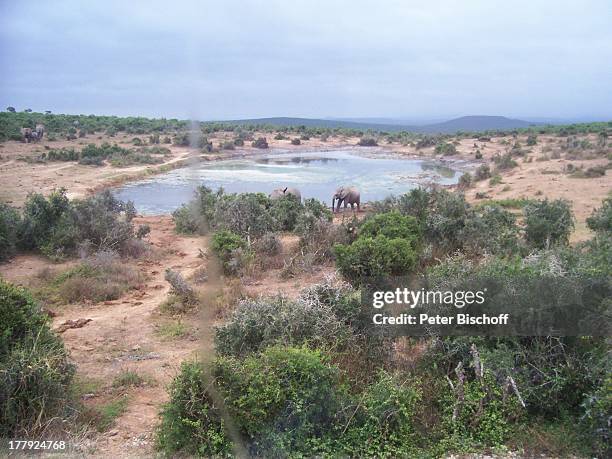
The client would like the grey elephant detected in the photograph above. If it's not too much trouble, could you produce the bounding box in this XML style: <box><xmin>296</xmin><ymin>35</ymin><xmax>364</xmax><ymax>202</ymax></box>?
<box><xmin>35</xmin><ymin>124</ymin><xmax>45</xmax><ymax>140</ymax></box>
<box><xmin>270</xmin><ymin>187</ymin><xmax>302</xmax><ymax>203</ymax></box>
<box><xmin>332</xmin><ymin>186</ymin><xmax>360</xmax><ymax>212</ymax></box>
<box><xmin>20</xmin><ymin>127</ymin><xmax>33</xmax><ymax>143</ymax></box>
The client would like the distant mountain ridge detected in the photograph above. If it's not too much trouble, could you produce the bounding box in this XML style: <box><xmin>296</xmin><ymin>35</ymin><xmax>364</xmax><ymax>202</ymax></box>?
<box><xmin>219</xmin><ymin>115</ymin><xmax>540</xmax><ymax>134</ymax></box>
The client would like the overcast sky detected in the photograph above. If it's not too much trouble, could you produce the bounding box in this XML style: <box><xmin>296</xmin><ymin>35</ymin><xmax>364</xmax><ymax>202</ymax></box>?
<box><xmin>1</xmin><ymin>0</ymin><xmax>611</xmax><ymax>121</ymax></box>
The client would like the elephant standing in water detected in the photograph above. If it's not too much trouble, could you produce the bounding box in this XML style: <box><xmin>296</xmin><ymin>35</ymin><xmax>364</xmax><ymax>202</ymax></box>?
<box><xmin>332</xmin><ymin>186</ymin><xmax>360</xmax><ymax>212</ymax></box>
<box><xmin>270</xmin><ymin>187</ymin><xmax>302</xmax><ymax>203</ymax></box>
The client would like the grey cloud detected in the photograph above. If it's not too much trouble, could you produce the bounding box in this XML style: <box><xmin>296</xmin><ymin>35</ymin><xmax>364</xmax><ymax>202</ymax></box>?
<box><xmin>1</xmin><ymin>0</ymin><xmax>611</xmax><ymax>120</ymax></box>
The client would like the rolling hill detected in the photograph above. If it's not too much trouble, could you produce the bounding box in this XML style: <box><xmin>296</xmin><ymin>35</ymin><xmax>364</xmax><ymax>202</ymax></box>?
<box><xmin>217</xmin><ymin>115</ymin><xmax>540</xmax><ymax>134</ymax></box>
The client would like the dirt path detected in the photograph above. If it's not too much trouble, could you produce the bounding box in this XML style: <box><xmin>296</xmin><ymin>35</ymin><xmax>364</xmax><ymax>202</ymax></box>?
<box><xmin>52</xmin><ymin>216</ymin><xmax>209</xmax><ymax>457</ymax></box>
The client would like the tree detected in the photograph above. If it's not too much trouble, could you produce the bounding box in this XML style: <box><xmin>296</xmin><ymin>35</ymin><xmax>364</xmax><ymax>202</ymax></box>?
<box><xmin>6</xmin><ymin>106</ymin><xmax>15</xmax><ymax>113</ymax></box>
<box><xmin>524</xmin><ymin>199</ymin><xmax>574</xmax><ymax>248</ymax></box>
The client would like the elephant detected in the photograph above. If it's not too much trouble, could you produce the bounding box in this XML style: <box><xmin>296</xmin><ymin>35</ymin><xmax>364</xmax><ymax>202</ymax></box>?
<box><xmin>332</xmin><ymin>186</ymin><xmax>360</xmax><ymax>213</ymax></box>
<box><xmin>20</xmin><ymin>127</ymin><xmax>33</xmax><ymax>143</ymax></box>
<box><xmin>35</xmin><ymin>124</ymin><xmax>45</xmax><ymax>140</ymax></box>
<box><xmin>270</xmin><ymin>187</ymin><xmax>302</xmax><ymax>203</ymax></box>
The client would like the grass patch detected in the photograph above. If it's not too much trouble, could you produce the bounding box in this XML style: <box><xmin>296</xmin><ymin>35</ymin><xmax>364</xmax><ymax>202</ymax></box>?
<box><xmin>52</xmin><ymin>252</ymin><xmax>142</xmax><ymax>304</ymax></box>
<box><xmin>155</xmin><ymin>320</ymin><xmax>188</xmax><ymax>340</ymax></box>
<box><xmin>112</xmin><ymin>370</ymin><xmax>146</xmax><ymax>388</ymax></box>
<box><xmin>94</xmin><ymin>395</ymin><xmax>130</xmax><ymax>432</ymax></box>
<box><xmin>489</xmin><ymin>174</ymin><xmax>503</xmax><ymax>186</ymax></box>
<box><xmin>73</xmin><ymin>375</ymin><xmax>104</xmax><ymax>397</ymax></box>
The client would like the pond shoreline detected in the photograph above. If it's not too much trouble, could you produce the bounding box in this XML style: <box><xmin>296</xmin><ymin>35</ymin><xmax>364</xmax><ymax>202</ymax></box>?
<box><xmin>113</xmin><ymin>147</ymin><xmax>469</xmax><ymax>216</ymax></box>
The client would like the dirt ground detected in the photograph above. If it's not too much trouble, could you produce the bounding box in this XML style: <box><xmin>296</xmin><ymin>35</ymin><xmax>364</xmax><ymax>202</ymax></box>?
<box><xmin>0</xmin><ymin>129</ymin><xmax>610</xmax><ymax>455</ymax></box>
<box><xmin>0</xmin><ymin>216</ymin><xmax>333</xmax><ymax>457</ymax></box>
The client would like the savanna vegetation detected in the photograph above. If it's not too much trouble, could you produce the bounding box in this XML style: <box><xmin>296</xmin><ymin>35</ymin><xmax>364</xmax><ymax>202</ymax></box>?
<box><xmin>155</xmin><ymin>185</ymin><xmax>611</xmax><ymax>458</ymax></box>
<box><xmin>1</xmin><ymin>109</ymin><xmax>611</xmax><ymax>457</ymax></box>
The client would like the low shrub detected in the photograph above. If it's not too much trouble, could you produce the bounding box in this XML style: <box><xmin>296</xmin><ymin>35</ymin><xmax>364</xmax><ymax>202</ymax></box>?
<box><xmin>55</xmin><ymin>251</ymin><xmax>142</xmax><ymax>303</ymax></box>
<box><xmin>215</xmin><ymin>296</ymin><xmax>352</xmax><ymax>357</ymax></box>
<box><xmin>489</xmin><ymin>174</ymin><xmax>503</xmax><ymax>185</ymax></box>
<box><xmin>586</xmin><ymin>197</ymin><xmax>612</xmax><ymax>234</ymax></box>
<box><xmin>251</xmin><ymin>137</ymin><xmax>268</xmax><ymax>149</ymax></box>
<box><xmin>254</xmin><ymin>232</ymin><xmax>281</xmax><ymax>256</ymax></box>
<box><xmin>458</xmin><ymin>172</ymin><xmax>472</xmax><ymax>189</ymax></box>
<box><xmin>291</xmin><ymin>137</ymin><xmax>301</xmax><ymax>145</ymax></box>
<box><xmin>435</xmin><ymin>142</ymin><xmax>457</xmax><ymax>156</ymax></box>
<box><xmin>334</xmin><ymin>235</ymin><xmax>418</xmax><ymax>285</ymax></box>
<box><xmin>0</xmin><ymin>203</ymin><xmax>21</xmax><ymax>260</ymax></box>
<box><xmin>474</xmin><ymin>164</ymin><xmax>491</xmax><ymax>181</ymax></box>
<box><xmin>357</xmin><ymin>138</ymin><xmax>378</xmax><ymax>147</ymax></box>
<box><xmin>461</xmin><ymin>205</ymin><xmax>520</xmax><ymax>256</ymax></box>
<box><xmin>269</xmin><ymin>194</ymin><xmax>302</xmax><ymax>231</ymax></box>
<box><xmin>0</xmin><ymin>280</ymin><xmax>75</xmax><ymax>437</ymax></box>
<box><xmin>524</xmin><ymin>199</ymin><xmax>574</xmax><ymax>248</ymax></box>
<box><xmin>492</xmin><ymin>152</ymin><xmax>518</xmax><ymax>170</ymax></box>
<box><xmin>359</xmin><ymin>211</ymin><xmax>421</xmax><ymax>243</ymax></box>
<box><xmin>156</xmin><ymin>361</ymin><xmax>232</xmax><ymax>457</ymax></box>
<box><xmin>164</xmin><ymin>268</ymin><xmax>197</xmax><ymax>306</ymax></box>
<box><xmin>13</xmin><ymin>189</ymin><xmax>139</xmax><ymax>260</ymax></box>
<box><xmin>211</xmin><ymin>230</ymin><xmax>251</xmax><ymax>275</ymax></box>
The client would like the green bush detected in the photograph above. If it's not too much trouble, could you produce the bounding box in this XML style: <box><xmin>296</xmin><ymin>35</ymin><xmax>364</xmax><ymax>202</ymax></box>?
<box><xmin>341</xmin><ymin>371</ymin><xmax>422</xmax><ymax>457</ymax></box>
<box><xmin>474</xmin><ymin>164</ymin><xmax>491</xmax><ymax>181</ymax></box>
<box><xmin>14</xmin><ymin>189</ymin><xmax>138</xmax><ymax>259</ymax></box>
<box><xmin>435</xmin><ymin>142</ymin><xmax>457</xmax><ymax>156</ymax></box>
<box><xmin>370</xmin><ymin>189</ymin><xmax>432</xmax><ymax>224</ymax></box>
<box><xmin>0</xmin><ymin>203</ymin><xmax>21</xmax><ymax>261</ymax></box>
<box><xmin>360</xmin><ymin>211</ymin><xmax>421</xmax><ymax>243</ymax></box>
<box><xmin>458</xmin><ymin>172</ymin><xmax>472</xmax><ymax>189</ymax></box>
<box><xmin>334</xmin><ymin>205</ymin><xmax>422</xmax><ymax>286</ymax></box>
<box><xmin>215</xmin><ymin>346</ymin><xmax>345</xmax><ymax>456</ymax></box>
<box><xmin>425</xmin><ymin>190</ymin><xmax>471</xmax><ymax>252</ymax></box>
<box><xmin>215</xmin><ymin>193</ymin><xmax>276</xmax><ymax>238</ymax></box>
<box><xmin>492</xmin><ymin>152</ymin><xmax>518</xmax><ymax>170</ymax></box>
<box><xmin>426</xmin><ymin>251</ymin><xmax>609</xmax><ymax>419</ymax></box>
<box><xmin>0</xmin><ymin>280</ymin><xmax>75</xmax><ymax>436</ymax></box>
<box><xmin>158</xmin><ymin>347</ymin><xmax>347</xmax><ymax>457</ymax></box>
<box><xmin>440</xmin><ymin>370</ymin><xmax>522</xmax><ymax>448</ymax></box>
<box><xmin>334</xmin><ymin>235</ymin><xmax>418</xmax><ymax>285</ymax></box>
<box><xmin>215</xmin><ymin>296</ymin><xmax>352</xmax><ymax>357</ymax></box>
<box><xmin>18</xmin><ymin>189</ymin><xmax>72</xmax><ymax>252</ymax></box>
<box><xmin>156</xmin><ymin>360</ymin><xmax>232</xmax><ymax>457</ymax></box>
<box><xmin>461</xmin><ymin>205</ymin><xmax>520</xmax><ymax>256</ymax></box>
<box><xmin>46</xmin><ymin>147</ymin><xmax>80</xmax><ymax>161</ymax></box>
<box><xmin>586</xmin><ymin>197</ymin><xmax>612</xmax><ymax>234</ymax></box>
<box><xmin>524</xmin><ymin>199</ymin><xmax>574</xmax><ymax>248</ymax></box>
<box><xmin>294</xmin><ymin>199</ymin><xmax>332</xmax><ymax>238</ymax></box>
<box><xmin>211</xmin><ymin>230</ymin><xmax>250</xmax><ymax>275</ymax></box>
<box><xmin>269</xmin><ymin>194</ymin><xmax>302</xmax><ymax>231</ymax></box>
